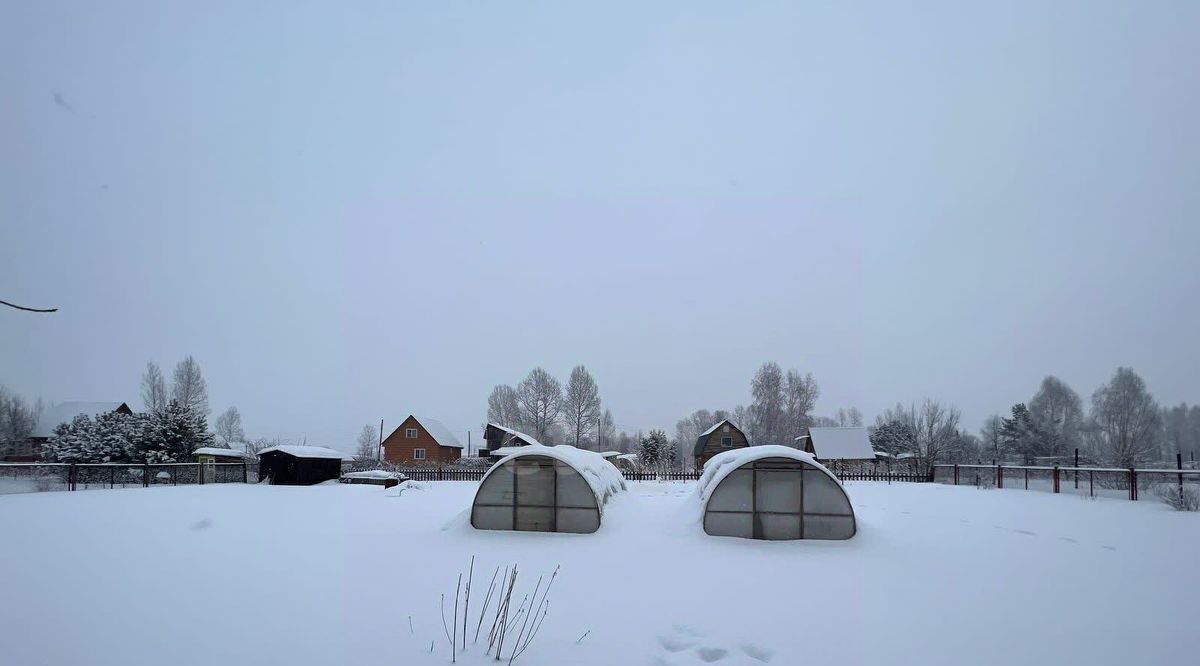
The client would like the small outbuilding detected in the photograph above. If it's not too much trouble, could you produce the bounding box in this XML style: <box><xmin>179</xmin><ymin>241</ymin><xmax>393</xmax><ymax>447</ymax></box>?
<box><xmin>258</xmin><ymin>445</ymin><xmax>349</xmax><ymax>485</ymax></box>
<box><xmin>193</xmin><ymin>447</ymin><xmax>246</xmax><ymax>463</ymax></box>
<box><xmin>693</xmin><ymin>419</ymin><xmax>749</xmax><ymax>468</ymax></box>
<box><xmin>481</xmin><ymin>423</ymin><xmax>543</xmax><ymax>459</ymax></box>
<box><xmin>471</xmin><ymin>445</ymin><xmax>625</xmax><ymax>534</ymax></box>
<box><xmin>695</xmin><ymin>445</ymin><xmax>856</xmax><ymax>541</ymax></box>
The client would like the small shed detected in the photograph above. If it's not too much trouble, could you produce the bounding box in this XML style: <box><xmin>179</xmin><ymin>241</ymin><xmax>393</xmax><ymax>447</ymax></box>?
<box><xmin>471</xmin><ymin>445</ymin><xmax>626</xmax><ymax>534</ymax></box>
<box><xmin>258</xmin><ymin>445</ymin><xmax>348</xmax><ymax>485</ymax></box>
<box><xmin>796</xmin><ymin>427</ymin><xmax>876</xmax><ymax>462</ymax></box>
<box><xmin>482</xmin><ymin>423</ymin><xmax>543</xmax><ymax>459</ymax></box>
<box><xmin>695</xmin><ymin>445</ymin><xmax>856</xmax><ymax>541</ymax></box>
<box><xmin>193</xmin><ymin>447</ymin><xmax>246</xmax><ymax>463</ymax></box>
<box><xmin>693</xmin><ymin>419</ymin><xmax>749</xmax><ymax>468</ymax></box>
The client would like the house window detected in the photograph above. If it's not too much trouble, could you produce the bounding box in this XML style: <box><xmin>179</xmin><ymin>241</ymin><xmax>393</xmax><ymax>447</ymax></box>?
<box><xmin>406</xmin><ymin>428</ymin><xmax>418</xmax><ymax>439</ymax></box>
<box><xmin>721</xmin><ymin>436</ymin><xmax>733</xmax><ymax>447</ymax></box>
<box><xmin>414</xmin><ymin>448</ymin><xmax>426</xmax><ymax>460</ymax></box>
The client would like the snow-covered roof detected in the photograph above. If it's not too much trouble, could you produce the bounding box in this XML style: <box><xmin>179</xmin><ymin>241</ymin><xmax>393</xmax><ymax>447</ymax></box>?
<box><xmin>193</xmin><ymin>447</ymin><xmax>246</xmax><ymax>458</ymax></box>
<box><xmin>698</xmin><ymin>419</ymin><xmax>733</xmax><ymax>438</ymax></box>
<box><xmin>342</xmin><ymin>470</ymin><xmax>407</xmax><ymax>480</ymax></box>
<box><xmin>694</xmin><ymin>419</ymin><xmax>745</xmax><ymax>456</ymax></box>
<box><xmin>487</xmin><ymin>446</ymin><xmax>528</xmax><ymax>457</ymax></box>
<box><xmin>598</xmin><ymin>451</ymin><xmax>621</xmax><ymax>459</ymax></box>
<box><xmin>407</xmin><ymin>415</ymin><xmax>462</xmax><ymax>448</ymax></box>
<box><xmin>486</xmin><ymin>423</ymin><xmax>544</xmax><ymax>448</ymax></box>
<box><xmin>804</xmin><ymin>427</ymin><xmax>876</xmax><ymax>460</ymax></box>
<box><xmin>258</xmin><ymin>445</ymin><xmax>351</xmax><ymax>460</ymax></box>
<box><xmin>694</xmin><ymin>445</ymin><xmax>845</xmax><ymax>508</ymax></box>
<box><xmin>481</xmin><ymin>444</ymin><xmax>626</xmax><ymax>508</ymax></box>
<box><xmin>32</xmin><ymin>401</ymin><xmax>129</xmax><ymax>438</ymax></box>
<box><xmin>615</xmin><ymin>453</ymin><xmax>640</xmax><ymax>461</ymax></box>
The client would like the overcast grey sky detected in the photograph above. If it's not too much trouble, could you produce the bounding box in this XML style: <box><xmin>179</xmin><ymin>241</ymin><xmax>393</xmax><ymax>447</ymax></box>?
<box><xmin>3</xmin><ymin>1</ymin><xmax>1198</xmax><ymax>447</ymax></box>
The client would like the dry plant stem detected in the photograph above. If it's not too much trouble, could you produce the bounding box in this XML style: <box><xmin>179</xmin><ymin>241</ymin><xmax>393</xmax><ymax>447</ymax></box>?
<box><xmin>452</xmin><ymin>573</ymin><xmax>461</xmax><ymax>663</ymax></box>
<box><xmin>462</xmin><ymin>555</ymin><xmax>474</xmax><ymax>651</ymax></box>
<box><xmin>475</xmin><ymin>566</ymin><xmax>500</xmax><ymax>644</ymax></box>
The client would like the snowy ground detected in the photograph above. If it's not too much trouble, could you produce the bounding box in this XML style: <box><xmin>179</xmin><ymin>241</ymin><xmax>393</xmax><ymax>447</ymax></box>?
<box><xmin>0</xmin><ymin>480</ymin><xmax>1196</xmax><ymax>666</ymax></box>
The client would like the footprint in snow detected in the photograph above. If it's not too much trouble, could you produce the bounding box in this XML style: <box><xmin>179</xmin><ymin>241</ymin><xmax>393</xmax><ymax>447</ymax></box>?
<box><xmin>1058</xmin><ymin>536</ymin><xmax>1078</xmax><ymax>544</ymax></box>
<box><xmin>1014</xmin><ymin>529</ymin><xmax>1037</xmax><ymax>537</ymax></box>
<box><xmin>1101</xmin><ymin>545</ymin><xmax>1117</xmax><ymax>551</ymax></box>
<box><xmin>652</xmin><ymin>625</ymin><xmax>773</xmax><ymax>664</ymax></box>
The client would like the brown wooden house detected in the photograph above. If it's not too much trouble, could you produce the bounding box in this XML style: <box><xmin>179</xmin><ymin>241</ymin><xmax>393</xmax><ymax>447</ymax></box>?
<box><xmin>693</xmin><ymin>419</ymin><xmax>749</xmax><ymax>469</ymax></box>
<box><xmin>381</xmin><ymin>415</ymin><xmax>463</xmax><ymax>464</ymax></box>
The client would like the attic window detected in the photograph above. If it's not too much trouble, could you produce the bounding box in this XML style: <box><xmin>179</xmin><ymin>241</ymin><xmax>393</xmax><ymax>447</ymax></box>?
<box><xmin>722</xmin><ymin>424</ymin><xmax>730</xmax><ymax>433</ymax></box>
<box><xmin>721</xmin><ymin>436</ymin><xmax>733</xmax><ymax>447</ymax></box>
<box><xmin>406</xmin><ymin>428</ymin><xmax>418</xmax><ymax>438</ymax></box>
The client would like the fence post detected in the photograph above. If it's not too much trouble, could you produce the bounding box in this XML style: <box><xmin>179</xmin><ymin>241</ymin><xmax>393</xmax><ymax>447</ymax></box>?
<box><xmin>1074</xmin><ymin>448</ymin><xmax>1079</xmax><ymax>490</ymax></box>
<box><xmin>243</xmin><ymin>461</ymin><xmax>248</xmax><ymax>484</ymax></box>
<box><xmin>1053</xmin><ymin>465</ymin><xmax>1060</xmax><ymax>494</ymax></box>
<box><xmin>143</xmin><ymin>463</ymin><xmax>149</xmax><ymax>488</ymax></box>
<box><xmin>110</xmin><ymin>466</ymin><xmax>115</xmax><ymax>489</ymax></box>
<box><xmin>953</xmin><ymin>464</ymin><xmax>959</xmax><ymax>485</ymax></box>
<box><xmin>1178</xmin><ymin>453</ymin><xmax>1184</xmax><ymax>493</ymax></box>
<box><xmin>1089</xmin><ymin>470</ymin><xmax>1094</xmax><ymax>497</ymax></box>
<box><xmin>997</xmin><ymin>465</ymin><xmax>1003</xmax><ymax>489</ymax></box>
<box><xmin>1129</xmin><ymin>469</ymin><xmax>1137</xmax><ymax>501</ymax></box>
<box><xmin>1024</xmin><ymin>468</ymin><xmax>1029</xmax><ymax>490</ymax></box>
<box><xmin>69</xmin><ymin>464</ymin><xmax>76</xmax><ymax>491</ymax></box>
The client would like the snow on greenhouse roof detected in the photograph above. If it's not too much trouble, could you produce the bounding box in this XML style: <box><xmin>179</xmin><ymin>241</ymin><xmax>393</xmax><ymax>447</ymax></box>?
<box><xmin>32</xmin><ymin>402</ymin><xmax>128</xmax><ymax>438</ymax></box>
<box><xmin>598</xmin><ymin>451</ymin><xmax>621</xmax><ymax>458</ymax></box>
<box><xmin>258</xmin><ymin>445</ymin><xmax>351</xmax><ymax>460</ymax></box>
<box><xmin>805</xmin><ymin>427</ymin><xmax>876</xmax><ymax>460</ymax></box>
<box><xmin>694</xmin><ymin>445</ymin><xmax>844</xmax><ymax>506</ymax></box>
<box><xmin>482</xmin><ymin>444</ymin><xmax>626</xmax><ymax>506</ymax></box>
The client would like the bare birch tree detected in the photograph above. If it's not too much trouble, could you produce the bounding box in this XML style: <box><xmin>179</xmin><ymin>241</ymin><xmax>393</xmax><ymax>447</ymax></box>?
<box><xmin>1087</xmin><ymin>367</ymin><xmax>1160</xmax><ymax>467</ymax></box>
<box><xmin>517</xmin><ymin>368</ymin><xmax>562</xmax><ymax>443</ymax></box>
<box><xmin>562</xmin><ymin>365</ymin><xmax>601</xmax><ymax>448</ymax></box>
<box><xmin>486</xmin><ymin>385</ymin><xmax>522</xmax><ymax>429</ymax></box>
<box><xmin>141</xmin><ymin>362</ymin><xmax>167</xmax><ymax>412</ymax></box>
<box><xmin>171</xmin><ymin>356</ymin><xmax>209</xmax><ymax>416</ymax></box>
<box><xmin>355</xmin><ymin>424</ymin><xmax>379</xmax><ymax>460</ymax></box>
<box><xmin>214</xmin><ymin>406</ymin><xmax>244</xmax><ymax>446</ymax></box>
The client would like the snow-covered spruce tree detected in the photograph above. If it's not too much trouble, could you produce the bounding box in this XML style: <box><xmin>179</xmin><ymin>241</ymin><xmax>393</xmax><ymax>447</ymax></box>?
<box><xmin>133</xmin><ymin>400</ymin><xmax>214</xmax><ymax>463</ymax></box>
<box><xmin>45</xmin><ymin>414</ymin><xmax>95</xmax><ymax>463</ymax></box>
<box><xmin>638</xmin><ymin>429</ymin><xmax>672</xmax><ymax>474</ymax></box>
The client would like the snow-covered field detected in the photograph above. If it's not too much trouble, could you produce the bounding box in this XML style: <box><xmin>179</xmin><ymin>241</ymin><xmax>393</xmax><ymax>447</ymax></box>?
<box><xmin>0</xmin><ymin>480</ymin><xmax>1196</xmax><ymax>666</ymax></box>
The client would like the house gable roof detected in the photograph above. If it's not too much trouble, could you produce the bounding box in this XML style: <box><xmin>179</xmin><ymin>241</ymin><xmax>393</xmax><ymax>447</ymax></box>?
<box><xmin>400</xmin><ymin>415</ymin><xmax>463</xmax><ymax>449</ymax></box>
<box><xmin>32</xmin><ymin>401</ymin><xmax>130</xmax><ymax>438</ymax></box>
<box><xmin>693</xmin><ymin>419</ymin><xmax>745</xmax><ymax>456</ymax></box>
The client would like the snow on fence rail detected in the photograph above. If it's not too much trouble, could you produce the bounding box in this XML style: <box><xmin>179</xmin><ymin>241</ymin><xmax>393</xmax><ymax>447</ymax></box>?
<box><xmin>933</xmin><ymin>463</ymin><xmax>1200</xmax><ymax>501</ymax></box>
<box><xmin>0</xmin><ymin>462</ymin><xmax>253</xmax><ymax>494</ymax></box>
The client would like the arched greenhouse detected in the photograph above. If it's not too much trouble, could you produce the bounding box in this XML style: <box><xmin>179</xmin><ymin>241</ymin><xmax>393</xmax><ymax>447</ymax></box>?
<box><xmin>697</xmin><ymin>445</ymin><xmax>856</xmax><ymax>540</ymax></box>
<box><xmin>471</xmin><ymin>445</ymin><xmax>626</xmax><ymax>533</ymax></box>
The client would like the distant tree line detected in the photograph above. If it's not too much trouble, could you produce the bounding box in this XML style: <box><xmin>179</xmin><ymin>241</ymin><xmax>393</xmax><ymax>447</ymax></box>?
<box><xmin>872</xmin><ymin>367</ymin><xmax>1199</xmax><ymax>469</ymax></box>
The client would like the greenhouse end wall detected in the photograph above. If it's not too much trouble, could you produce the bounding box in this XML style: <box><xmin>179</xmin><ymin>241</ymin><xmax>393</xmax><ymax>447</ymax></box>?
<box><xmin>703</xmin><ymin>457</ymin><xmax>856</xmax><ymax>540</ymax></box>
<box><xmin>471</xmin><ymin>455</ymin><xmax>602</xmax><ymax>533</ymax></box>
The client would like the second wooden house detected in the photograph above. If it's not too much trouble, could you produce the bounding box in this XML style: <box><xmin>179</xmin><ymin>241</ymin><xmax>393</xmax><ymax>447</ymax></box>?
<box><xmin>381</xmin><ymin>415</ymin><xmax>463</xmax><ymax>464</ymax></box>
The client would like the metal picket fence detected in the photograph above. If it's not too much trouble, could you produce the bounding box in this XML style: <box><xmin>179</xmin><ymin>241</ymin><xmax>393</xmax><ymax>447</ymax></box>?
<box><xmin>933</xmin><ymin>463</ymin><xmax>1200</xmax><ymax>501</ymax></box>
<box><xmin>0</xmin><ymin>462</ymin><xmax>250</xmax><ymax>494</ymax></box>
